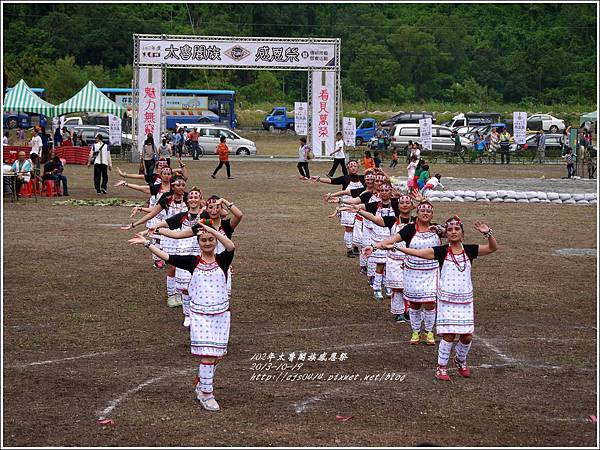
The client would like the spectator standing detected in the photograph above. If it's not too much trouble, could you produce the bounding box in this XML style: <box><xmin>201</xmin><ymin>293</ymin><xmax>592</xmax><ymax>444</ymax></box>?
<box><xmin>188</xmin><ymin>127</ymin><xmax>200</xmax><ymax>160</ymax></box>
<box><xmin>499</xmin><ymin>127</ymin><xmax>511</xmax><ymax>164</ymax></box>
<box><xmin>53</xmin><ymin>127</ymin><xmax>63</xmax><ymax>148</ymax></box>
<box><xmin>389</xmin><ymin>148</ymin><xmax>399</xmax><ymax>169</ymax></box>
<box><xmin>159</xmin><ymin>137</ymin><xmax>172</xmax><ymax>167</ymax></box>
<box><xmin>451</xmin><ymin>130</ymin><xmax>466</xmax><ymax>162</ymax></box>
<box><xmin>88</xmin><ymin>134</ymin><xmax>112</xmax><ymax>195</ymax></box>
<box><xmin>417</xmin><ymin>164</ymin><xmax>430</xmax><ymax>189</ymax></box>
<box><xmin>39</xmin><ymin>126</ymin><xmax>49</xmax><ymax>162</ymax></box>
<box><xmin>171</xmin><ymin>129</ymin><xmax>182</xmax><ymax>157</ymax></box>
<box><xmin>403</xmin><ymin>140</ymin><xmax>414</xmax><ymax>163</ymax></box>
<box><xmin>406</xmin><ymin>155</ymin><xmax>418</xmax><ymax>190</ymax></box>
<box><xmin>211</xmin><ymin>136</ymin><xmax>232</xmax><ymax>179</ymax></box>
<box><xmin>29</xmin><ymin>128</ymin><xmax>43</xmax><ymax>176</ymax></box>
<box><xmin>561</xmin><ymin>127</ymin><xmax>571</xmax><ymax>155</ymax></box>
<box><xmin>533</xmin><ymin>130</ymin><xmax>546</xmax><ymax>164</ymax></box>
<box><xmin>564</xmin><ymin>147</ymin><xmax>575</xmax><ymax>179</ymax></box>
<box><xmin>489</xmin><ymin>127</ymin><xmax>500</xmax><ymax>163</ymax></box>
<box><xmin>327</xmin><ymin>132</ymin><xmax>348</xmax><ymax>177</ymax></box>
<box><xmin>375</xmin><ymin>124</ymin><xmax>389</xmax><ymax>151</ymax></box>
<box><xmin>61</xmin><ymin>127</ymin><xmax>71</xmax><ymax>145</ymax></box>
<box><xmin>373</xmin><ymin>151</ymin><xmax>382</xmax><ymax>168</ymax></box>
<box><xmin>297</xmin><ymin>137</ymin><xmax>311</xmax><ymax>179</ymax></box>
<box><xmin>16</xmin><ymin>127</ymin><xmax>25</xmax><ymax>143</ymax></box>
<box><xmin>3</xmin><ymin>131</ymin><xmax>9</xmax><ymax>145</ymax></box>
<box><xmin>142</xmin><ymin>133</ymin><xmax>159</xmax><ymax>175</ymax></box>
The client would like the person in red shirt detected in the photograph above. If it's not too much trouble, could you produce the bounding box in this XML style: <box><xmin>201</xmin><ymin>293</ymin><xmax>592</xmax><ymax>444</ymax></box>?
<box><xmin>211</xmin><ymin>135</ymin><xmax>232</xmax><ymax>179</ymax></box>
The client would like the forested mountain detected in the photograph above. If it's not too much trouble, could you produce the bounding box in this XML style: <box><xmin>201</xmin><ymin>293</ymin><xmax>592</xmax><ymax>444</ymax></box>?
<box><xmin>3</xmin><ymin>2</ymin><xmax>596</xmax><ymax>105</ymax></box>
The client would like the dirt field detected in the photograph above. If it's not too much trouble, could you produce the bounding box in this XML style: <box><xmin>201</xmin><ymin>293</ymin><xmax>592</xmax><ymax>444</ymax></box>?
<box><xmin>3</xmin><ymin>160</ymin><xmax>597</xmax><ymax>447</ymax></box>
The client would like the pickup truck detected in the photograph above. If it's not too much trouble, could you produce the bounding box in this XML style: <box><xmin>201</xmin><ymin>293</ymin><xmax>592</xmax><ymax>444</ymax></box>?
<box><xmin>355</xmin><ymin>118</ymin><xmax>377</xmax><ymax>145</ymax></box>
<box><xmin>262</xmin><ymin>106</ymin><xmax>295</xmax><ymax>131</ymax></box>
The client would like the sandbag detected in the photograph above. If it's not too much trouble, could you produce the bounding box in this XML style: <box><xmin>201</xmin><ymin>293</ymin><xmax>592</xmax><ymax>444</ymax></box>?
<box><xmin>537</xmin><ymin>192</ymin><xmax>548</xmax><ymax>201</ymax></box>
<box><xmin>558</xmin><ymin>193</ymin><xmax>572</xmax><ymax>201</ymax></box>
<box><xmin>584</xmin><ymin>193</ymin><xmax>596</xmax><ymax>201</ymax></box>
<box><xmin>464</xmin><ymin>190</ymin><xmax>476</xmax><ymax>198</ymax></box>
<box><xmin>453</xmin><ymin>190</ymin><xmax>465</xmax><ymax>197</ymax></box>
<box><xmin>515</xmin><ymin>192</ymin><xmax>528</xmax><ymax>200</ymax></box>
<box><xmin>464</xmin><ymin>196</ymin><xmax>477</xmax><ymax>202</ymax></box>
<box><xmin>505</xmin><ymin>190</ymin><xmax>517</xmax><ymax>199</ymax></box>
<box><xmin>440</xmin><ymin>196</ymin><xmax>452</xmax><ymax>202</ymax></box>
<box><xmin>491</xmin><ymin>197</ymin><xmax>504</xmax><ymax>203</ymax></box>
<box><xmin>517</xmin><ymin>199</ymin><xmax>530</xmax><ymax>203</ymax></box>
<box><xmin>427</xmin><ymin>191</ymin><xmax>441</xmax><ymax>198</ymax></box>
<box><xmin>442</xmin><ymin>190</ymin><xmax>455</xmax><ymax>198</ymax></box>
<box><xmin>487</xmin><ymin>191</ymin><xmax>498</xmax><ymax>199</ymax></box>
<box><xmin>475</xmin><ymin>191</ymin><xmax>487</xmax><ymax>199</ymax></box>
<box><xmin>452</xmin><ymin>196</ymin><xmax>465</xmax><ymax>202</ymax></box>
<box><xmin>525</xmin><ymin>191</ymin><xmax>539</xmax><ymax>199</ymax></box>
<box><xmin>529</xmin><ymin>198</ymin><xmax>540</xmax><ymax>203</ymax></box>
<box><xmin>590</xmin><ymin>199</ymin><xmax>597</xmax><ymax>204</ymax></box>
<box><xmin>572</xmin><ymin>194</ymin><xmax>585</xmax><ymax>202</ymax></box>
<box><xmin>429</xmin><ymin>196</ymin><xmax>441</xmax><ymax>202</ymax></box>
<box><xmin>547</xmin><ymin>192</ymin><xmax>559</xmax><ymax>200</ymax></box>
<box><xmin>551</xmin><ymin>199</ymin><xmax>563</xmax><ymax>204</ymax></box>
<box><xmin>496</xmin><ymin>190</ymin><xmax>508</xmax><ymax>198</ymax></box>
<box><xmin>563</xmin><ymin>198</ymin><xmax>576</xmax><ymax>204</ymax></box>
<box><xmin>504</xmin><ymin>198</ymin><xmax>517</xmax><ymax>203</ymax></box>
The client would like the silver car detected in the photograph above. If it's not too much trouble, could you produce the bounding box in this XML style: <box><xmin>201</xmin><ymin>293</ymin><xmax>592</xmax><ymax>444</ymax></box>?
<box><xmin>176</xmin><ymin>124</ymin><xmax>257</xmax><ymax>156</ymax></box>
<box><xmin>390</xmin><ymin>124</ymin><xmax>472</xmax><ymax>155</ymax></box>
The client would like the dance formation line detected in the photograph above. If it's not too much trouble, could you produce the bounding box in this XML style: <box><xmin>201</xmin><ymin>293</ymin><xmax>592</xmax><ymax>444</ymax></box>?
<box><xmin>307</xmin><ymin>159</ymin><xmax>497</xmax><ymax>382</ymax></box>
<box><xmin>116</xmin><ymin>155</ymin><xmax>497</xmax><ymax>412</ymax></box>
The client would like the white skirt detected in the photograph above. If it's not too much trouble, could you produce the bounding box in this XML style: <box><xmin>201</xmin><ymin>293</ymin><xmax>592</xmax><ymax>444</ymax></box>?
<box><xmin>191</xmin><ymin>311</ymin><xmax>230</xmax><ymax>357</ymax></box>
<box><xmin>162</xmin><ymin>236</ymin><xmax>178</xmax><ymax>255</ymax></box>
<box><xmin>175</xmin><ymin>267</ymin><xmax>192</xmax><ymax>292</ymax></box>
<box><xmin>352</xmin><ymin>217</ymin><xmax>363</xmax><ymax>246</ymax></box>
<box><xmin>436</xmin><ymin>299</ymin><xmax>474</xmax><ymax>335</ymax></box>
<box><xmin>340</xmin><ymin>210</ymin><xmax>356</xmax><ymax>227</ymax></box>
<box><xmin>390</xmin><ymin>290</ymin><xmax>404</xmax><ymax>315</ymax></box>
<box><xmin>384</xmin><ymin>254</ymin><xmax>404</xmax><ymax>289</ymax></box>
<box><xmin>403</xmin><ymin>260</ymin><xmax>438</xmax><ymax>303</ymax></box>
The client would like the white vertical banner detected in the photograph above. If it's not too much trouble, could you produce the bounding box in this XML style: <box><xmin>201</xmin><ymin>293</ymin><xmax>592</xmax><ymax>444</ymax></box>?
<box><xmin>343</xmin><ymin>117</ymin><xmax>356</xmax><ymax>147</ymax></box>
<box><xmin>419</xmin><ymin>118</ymin><xmax>432</xmax><ymax>151</ymax></box>
<box><xmin>59</xmin><ymin>116</ymin><xmax>65</xmax><ymax>132</ymax></box>
<box><xmin>513</xmin><ymin>111</ymin><xmax>527</xmax><ymax>144</ymax></box>
<box><xmin>311</xmin><ymin>71</ymin><xmax>336</xmax><ymax>157</ymax></box>
<box><xmin>108</xmin><ymin>114</ymin><xmax>122</xmax><ymax>146</ymax></box>
<box><xmin>137</xmin><ymin>67</ymin><xmax>162</xmax><ymax>153</ymax></box>
<box><xmin>52</xmin><ymin>117</ymin><xmax>59</xmax><ymax>133</ymax></box>
<box><xmin>294</xmin><ymin>102</ymin><xmax>308</xmax><ymax>135</ymax></box>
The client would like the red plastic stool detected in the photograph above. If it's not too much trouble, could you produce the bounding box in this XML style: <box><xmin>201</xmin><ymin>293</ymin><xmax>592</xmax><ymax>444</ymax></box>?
<box><xmin>18</xmin><ymin>180</ymin><xmax>32</xmax><ymax>198</ymax></box>
<box><xmin>42</xmin><ymin>179</ymin><xmax>59</xmax><ymax>197</ymax></box>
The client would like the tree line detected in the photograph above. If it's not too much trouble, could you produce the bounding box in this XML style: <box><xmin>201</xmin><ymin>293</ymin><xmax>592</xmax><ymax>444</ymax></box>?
<box><xmin>3</xmin><ymin>3</ymin><xmax>596</xmax><ymax>106</ymax></box>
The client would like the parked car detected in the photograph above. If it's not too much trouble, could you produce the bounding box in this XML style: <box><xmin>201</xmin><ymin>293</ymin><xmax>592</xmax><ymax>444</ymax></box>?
<box><xmin>380</xmin><ymin>112</ymin><xmax>435</xmax><ymax>129</ymax></box>
<box><xmin>66</xmin><ymin>125</ymin><xmax>133</xmax><ymax>148</ymax></box>
<box><xmin>262</xmin><ymin>106</ymin><xmax>295</xmax><ymax>131</ymax></box>
<box><xmin>527</xmin><ymin>114</ymin><xmax>565</xmax><ymax>133</ymax></box>
<box><xmin>167</xmin><ymin>110</ymin><xmax>220</xmax><ymax>129</ymax></box>
<box><xmin>509</xmin><ymin>133</ymin><xmax>564</xmax><ymax>154</ymax></box>
<box><xmin>355</xmin><ymin>118</ymin><xmax>377</xmax><ymax>145</ymax></box>
<box><xmin>447</xmin><ymin>112</ymin><xmax>501</xmax><ymax>129</ymax></box>
<box><xmin>390</xmin><ymin>124</ymin><xmax>472</xmax><ymax>155</ymax></box>
<box><xmin>176</xmin><ymin>123</ymin><xmax>256</xmax><ymax>156</ymax></box>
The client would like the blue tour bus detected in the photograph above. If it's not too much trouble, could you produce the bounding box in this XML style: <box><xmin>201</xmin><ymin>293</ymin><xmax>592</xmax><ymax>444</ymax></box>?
<box><xmin>3</xmin><ymin>87</ymin><xmax>48</xmax><ymax>129</ymax></box>
<box><xmin>99</xmin><ymin>88</ymin><xmax>238</xmax><ymax>130</ymax></box>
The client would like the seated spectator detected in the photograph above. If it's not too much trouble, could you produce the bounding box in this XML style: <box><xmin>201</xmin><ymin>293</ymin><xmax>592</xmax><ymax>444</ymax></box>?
<box><xmin>42</xmin><ymin>149</ymin><xmax>69</xmax><ymax>196</ymax></box>
<box><xmin>54</xmin><ymin>127</ymin><xmax>63</xmax><ymax>148</ymax></box>
<box><xmin>422</xmin><ymin>173</ymin><xmax>444</xmax><ymax>196</ymax></box>
<box><xmin>417</xmin><ymin>164</ymin><xmax>430</xmax><ymax>190</ymax></box>
<box><xmin>10</xmin><ymin>151</ymin><xmax>33</xmax><ymax>195</ymax></box>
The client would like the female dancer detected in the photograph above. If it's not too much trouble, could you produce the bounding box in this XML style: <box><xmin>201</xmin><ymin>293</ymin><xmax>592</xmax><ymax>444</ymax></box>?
<box><xmin>121</xmin><ymin>174</ymin><xmax>189</xmax><ymax>308</ymax></box>
<box><xmin>145</xmin><ymin>187</ymin><xmax>205</xmax><ymax>326</ymax></box>
<box><xmin>395</xmin><ymin>217</ymin><xmax>497</xmax><ymax>380</ymax></box>
<box><xmin>309</xmin><ymin>159</ymin><xmax>365</xmax><ymax>257</ymax></box>
<box><xmin>129</xmin><ymin>221</ymin><xmax>235</xmax><ymax>411</ymax></box>
<box><xmin>115</xmin><ymin>163</ymin><xmax>173</xmax><ymax>269</ymax></box>
<box><xmin>365</xmin><ymin>198</ymin><xmax>442</xmax><ymax>345</ymax></box>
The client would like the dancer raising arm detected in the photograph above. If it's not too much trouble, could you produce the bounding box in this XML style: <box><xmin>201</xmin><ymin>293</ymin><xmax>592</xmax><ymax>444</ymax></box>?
<box><xmin>129</xmin><ymin>221</ymin><xmax>235</xmax><ymax>412</ymax></box>
<box><xmin>395</xmin><ymin>217</ymin><xmax>497</xmax><ymax>381</ymax></box>
<box><xmin>363</xmin><ymin>199</ymin><xmax>443</xmax><ymax>345</ymax></box>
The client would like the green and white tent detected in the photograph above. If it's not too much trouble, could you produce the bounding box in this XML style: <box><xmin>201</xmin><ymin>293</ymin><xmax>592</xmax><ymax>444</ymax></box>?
<box><xmin>54</xmin><ymin>81</ymin><xmax>126</xmax><ymax>117</ymax></box>
<box><xmin>3</xmin><ymin>79</ymin><xmax>56</xmax><ymax>116</ymax></box>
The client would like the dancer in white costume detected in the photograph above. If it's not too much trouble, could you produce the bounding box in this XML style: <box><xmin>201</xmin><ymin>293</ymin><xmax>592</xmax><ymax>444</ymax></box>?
<box><xmin>365</xmin><ymin>199</ymin><xmax>443</xmax><ymax>345</ymax></box>
<box><xmin>115</xmin><ymin>162</ymin><xmax>174</xmax><ymax>269</ymax></box>
<box><xmin>146</xmin><ymin>187</ymin><xmax>205</xmax><ymax>327</ymax></box>
<box><xmin>339</xmin><ymin>179</ymin><xmax>398</xmax><ymax>300</ymax></box>
<box><xmin>129</xmin><ymin>222</ymin><xmax>235</xmax><ymax>412</ymax></box>
<box><xmin>309</xmin><ymin>160</ymin><xmax>365</xmax><ymax>257</ymax></box>
<box><xmin>121</xmin><ymin>174</ymin><xmax>189</xmax><ymax>308</ymax></box>
<box><xmin>396</xmin><ymin>216</ymin><xmax>497</xmax><ymax>381</ymax></box>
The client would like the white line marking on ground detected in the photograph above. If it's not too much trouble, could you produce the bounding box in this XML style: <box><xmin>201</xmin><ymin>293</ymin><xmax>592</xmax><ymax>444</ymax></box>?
<box><xmin>97</xmin><ymin>223</ymin><xmax>125</xmax><ymax>227</ymax></box>
<box><xmin>238</xmin><ymin>322</ymin><xmax>379</xmax><ymax>337</ymax></box>
<box><xmin>8</xmin><ymin>351</ymin><xmax>119</xmax><ymax>369</ymax></box>
<box><xmin>97</xmin><ymin>368</ymin><xmax>192</xmax><ymax>420</ymax></box>
<box><xmin>475</xmin><ymin>335</ymin><xmax>518</xmax><ymax>364</ymax></box>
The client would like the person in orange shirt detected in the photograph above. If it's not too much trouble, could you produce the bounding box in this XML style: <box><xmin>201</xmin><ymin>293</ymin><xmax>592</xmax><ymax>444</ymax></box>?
<box><xmin>362</xmin><ymin>150</ymin><xmax>375</xmax><ymax>170</ymax></box>
<box><xmin>211</xmin><ymin>135</ymin><xmax>232</xmax><ymax>179</ymax></box>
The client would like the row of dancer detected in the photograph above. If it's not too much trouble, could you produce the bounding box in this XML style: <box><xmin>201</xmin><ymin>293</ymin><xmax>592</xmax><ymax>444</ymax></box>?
<box><xmin>117</xmin><ymin>157</ymin><xmax>243</xmax><ymax>411</ymax></box>
<box><xmin>307</xmin><ymin>161</ymin><xmax>498</xmax><ymax>381</ymax></box>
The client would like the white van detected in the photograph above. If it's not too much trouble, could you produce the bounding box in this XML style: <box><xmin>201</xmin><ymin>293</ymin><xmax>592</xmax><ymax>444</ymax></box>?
<box><xmin>390</xmin><ymin>124</ymin><xmax>472</xmax><ymax>155</ymax></box>
<box><xmin>177</xmin><ymin>123</ymin><xmax>257</xmax><ymax>156</ymax></box>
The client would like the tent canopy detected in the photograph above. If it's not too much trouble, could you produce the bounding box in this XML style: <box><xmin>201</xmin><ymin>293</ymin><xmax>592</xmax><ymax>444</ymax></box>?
<box><xmin>3</xmin><ymin>79</ymin><xmax>56</xmax><ymax>116</ymax></box>
<box><xmin>54</xmin><ymin>81</ymin><xmax>126</xmax><ymax>117</ymax></box>
<box><xmin>580</xmin><ymin>111</ymin><xmax>597</xmax><ymax>123</ymax></box>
